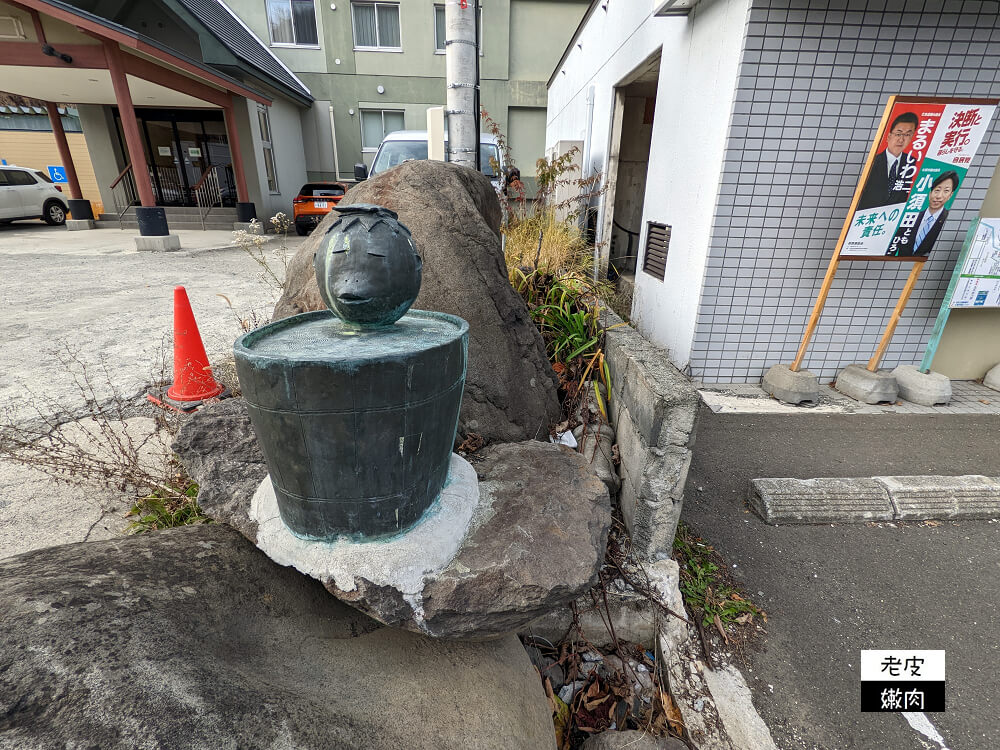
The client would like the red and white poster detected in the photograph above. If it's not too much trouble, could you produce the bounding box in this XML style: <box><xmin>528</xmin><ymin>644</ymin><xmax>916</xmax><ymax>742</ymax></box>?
<box><xmin>840</xmin><ymin>98</ymin><xmax>997</xmax><ymax>259</ymax></box>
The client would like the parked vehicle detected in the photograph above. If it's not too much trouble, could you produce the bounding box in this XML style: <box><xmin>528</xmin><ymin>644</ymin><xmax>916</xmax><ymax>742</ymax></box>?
<box><xmin>0</xmin><ymin>165</ymin><xmax>68</xmax><ymax>226</ymax></box>
<box><xmin>292</xmin><ymin>181</ymin><xmax>348</xmax><ymax>235</ymax></box>
<box><xmin>354</xmin><ymin>131</ymin><xmax>504</xmax><ymax>191</ymax></box>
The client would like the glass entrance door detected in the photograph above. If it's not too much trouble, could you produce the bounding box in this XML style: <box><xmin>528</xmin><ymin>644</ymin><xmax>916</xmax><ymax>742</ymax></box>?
<box><xmin>114</xmin><ymin>108</ymin><xmax>234</xmax><ymax>207</ymax></box>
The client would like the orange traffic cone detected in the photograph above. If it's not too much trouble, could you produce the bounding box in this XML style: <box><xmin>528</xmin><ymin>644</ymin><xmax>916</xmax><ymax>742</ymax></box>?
<box><xmin>166</xmin><ymin>285</ymin><xmax>224</xmax><ymax>402</ymax></box>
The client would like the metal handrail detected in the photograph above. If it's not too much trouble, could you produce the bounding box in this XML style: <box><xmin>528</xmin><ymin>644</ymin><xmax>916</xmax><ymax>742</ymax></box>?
<box><xmin>192</xmin><ymin>164</ymin><xmax>227</xmax><ymax>230</ymax></box>
<box><xmin>109</xmin><ymin>163</ymin><xmax>138</xmax><ymax>230</ymax></box>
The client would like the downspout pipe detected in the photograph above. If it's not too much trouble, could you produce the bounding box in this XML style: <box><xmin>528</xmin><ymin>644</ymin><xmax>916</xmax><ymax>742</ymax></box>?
<box><xmin>328</xmin><ymin>104</ymin><xmax>341</xmax><ymax>181</ymax></box>
<box><xmin>583</xmin><ymin>86</ymin><xmax>598</xmax><ymax>281</ymax></box>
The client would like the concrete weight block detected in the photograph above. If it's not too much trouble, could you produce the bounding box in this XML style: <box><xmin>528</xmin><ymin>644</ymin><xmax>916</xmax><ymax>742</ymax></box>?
<box><xmin>892</xmin><ymin>365</ymin><xmax>951</xmax><ymax>406</ymax></box>
<box><xmin>761</xmin><ymin>363</ymin><xmax>819</xmax><ymax>404</ymax></box>
<box><xmin>835</xmin><ymin>364</ymin><xmax>898</xmax><ymax>404</ymax></box>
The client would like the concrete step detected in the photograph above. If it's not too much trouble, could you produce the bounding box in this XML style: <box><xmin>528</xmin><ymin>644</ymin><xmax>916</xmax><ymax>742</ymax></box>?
<box><xmin>99</xmin><ymin>208</ymin><xmax>239</xmax><ymax>221</ymax></box>
<box><xmin>94</xmin><ymin>219</ymin><xmax>240</xmax><ymax>231</ymax></box>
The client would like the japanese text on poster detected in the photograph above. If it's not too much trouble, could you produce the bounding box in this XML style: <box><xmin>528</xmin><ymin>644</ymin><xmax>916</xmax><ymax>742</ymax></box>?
<box><xmin>841</xmin><ymin>100</ymin><xmax>997</xmax><ymax>259</ymax></box>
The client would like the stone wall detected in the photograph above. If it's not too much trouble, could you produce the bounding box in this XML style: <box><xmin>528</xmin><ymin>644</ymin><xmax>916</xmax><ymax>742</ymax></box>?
<box><xmin>603</xmin><ymin>311</ymin><xmax>700</xmax><ymax>561</ymax></box>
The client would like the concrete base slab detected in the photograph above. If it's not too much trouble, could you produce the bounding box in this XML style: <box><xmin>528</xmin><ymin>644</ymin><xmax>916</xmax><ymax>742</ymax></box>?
<box><xmin>892</xmin><ymin>364</ymin><xmax>951</xmax><ymax>406</ymax></box>
<box><xmin>876</xmin><ymin>475</ymin><xmax>1000</xmax><ymax>520</ymax></box>
<box><xmin>835</xmin><ymin>364</ymin><xmax>898</xmax><ymax>404</ymax></box>
<box><xmin>65</xmin><ymin>219</ymin><xmax>95</xmax><ymax>231</ymax></box>
<box><xmin>750</xmin><ymin>477</ymin><xmax>894</xmax><ymax>524</ymax></box>
<box><xmin>761</xmin><ymin>363</ymin><xmax>819</xmax><ymax>404</ymax></box>
<box><xmin>251</xmin><ymin>454</ymin><xmax>480</xmax><ymax>608</ymax></box>
<box><xmin>985</xmin><ymin>362</ymin><xmax>1000</xmax><ymax>392</ymax></box>
<box><xmin>134</xmin><ymin>234</ymin><xmax>181</xmax><ymax>252</ymax></box>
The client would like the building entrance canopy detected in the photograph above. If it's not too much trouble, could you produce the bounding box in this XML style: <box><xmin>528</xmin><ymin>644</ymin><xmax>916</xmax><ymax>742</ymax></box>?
<box><xmin>0</xmin><ymin>0</ymin><xmax>312</xmax><ymax>231</ymax></box>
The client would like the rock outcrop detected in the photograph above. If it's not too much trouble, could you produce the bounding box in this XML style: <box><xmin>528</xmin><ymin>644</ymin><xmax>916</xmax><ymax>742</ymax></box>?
<box><xmin>171</xmin><ymin>398</ymin><xmax>267</xmax><ymax>541</ymax></box>
<box><xmin>273</xmin><ymin>160</ymin><xmax>561</xmax><ymax>443</ymax></box>
<box><xmin>176</xmin><ymin>403</ymin><xmax>612</xmax><ymax>639</ymax></box>
<box><xmin>0</xmin><ymin>525</ymin><xmax>557</xmax><ymax>750</ymax></box>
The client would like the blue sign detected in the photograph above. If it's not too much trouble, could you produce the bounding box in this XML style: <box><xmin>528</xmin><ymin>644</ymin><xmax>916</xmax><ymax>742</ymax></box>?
<box><xmin>47</xmin><ymin>165</ymin><xmax>67</xmax><ymax>183</ymax></box>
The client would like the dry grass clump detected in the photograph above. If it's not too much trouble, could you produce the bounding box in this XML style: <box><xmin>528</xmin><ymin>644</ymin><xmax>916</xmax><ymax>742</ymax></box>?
<box><xmin>504</xmin><ymin>209</ymin><xmax>594</xmax><ymax>275</ymax></box>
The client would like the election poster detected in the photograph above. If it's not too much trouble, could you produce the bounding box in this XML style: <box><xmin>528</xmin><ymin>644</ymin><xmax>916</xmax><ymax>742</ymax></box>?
<box><xmin>840</xmin><ymin>98</ymin><xmax>997</xmax><ymax>260</ymax></box>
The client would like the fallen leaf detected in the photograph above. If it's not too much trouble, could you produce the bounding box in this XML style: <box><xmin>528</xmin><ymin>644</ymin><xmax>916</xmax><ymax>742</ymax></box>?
<box><xmin>713</xmin><ymin>613</ymin><xmax>730</xmax><ymax>644</ymax></box>
<box><xmin>923</xmin><ymin>519</ymin><xmax>941</xmax><ymax>527</ymax></box>
<box><xmin>661</xmin><ymin>688</ymin><xmax>685</xmax><ymax>735</ymax></box>
<box><xmin>980</xmin><ymin>399</ymin><xmax>991</xmax><ymax>405</ymax></box>
<box><xmin>551</xmin><ymin>695</ymin><xmax>571</xmax><ymax>749</ymax></box>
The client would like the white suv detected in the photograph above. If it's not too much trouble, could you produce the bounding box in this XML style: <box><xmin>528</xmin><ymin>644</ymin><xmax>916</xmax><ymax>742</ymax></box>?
<box><xmin>0</xmin><ymin>166</ymin><xmax>69</xmax><ymax>226</ymax></box>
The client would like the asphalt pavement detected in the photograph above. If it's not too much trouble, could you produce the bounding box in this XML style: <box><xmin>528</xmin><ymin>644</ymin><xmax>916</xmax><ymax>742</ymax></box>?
<box><xmin>682</xmin><ymin>405</ymin><xmax>1000</xmax><ymax>750</ymax></box>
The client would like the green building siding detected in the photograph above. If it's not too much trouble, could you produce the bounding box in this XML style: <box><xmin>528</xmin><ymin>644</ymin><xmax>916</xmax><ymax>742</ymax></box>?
<box><xmin>226</xmin><ymin>0</ymin><xmax>588</xmax><ymax>182</ymax></box>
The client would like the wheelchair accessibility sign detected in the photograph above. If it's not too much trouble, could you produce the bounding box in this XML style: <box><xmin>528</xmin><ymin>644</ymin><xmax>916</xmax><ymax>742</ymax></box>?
<box><xmin>47</xmin><ymin>165</ymin><xmax>67</xmax><ymax>183</ymax></box>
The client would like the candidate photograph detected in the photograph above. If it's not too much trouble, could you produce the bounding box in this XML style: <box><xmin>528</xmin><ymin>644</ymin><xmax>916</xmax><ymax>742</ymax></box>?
<box><xmin>856</xmin><ymin>111</ymin><xmax>920</xmax><ymax>210</ymax></box>
<box><xmin>887</xmin><ymin>170</ymin><xmax>960</xmax><ymax>258</ymax></box>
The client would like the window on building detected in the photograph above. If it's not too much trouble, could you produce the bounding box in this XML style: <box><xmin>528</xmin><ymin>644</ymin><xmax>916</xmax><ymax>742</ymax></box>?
<box><xmin>267</xmin><ymin>0</ymin><xmax>319</xmax><ymax>46</ymax></box>
<box><xmin>352</xmin><ymin>2</ymin><xmax>401</xmax><ymax>50</ymax></box>
<box><xmin>258</xmin><ymin>107</ymin><xmax>279</xmax><ymax>193</ymax></box>
<box><xmin>360</xmin><ymin>109</ymin><xmax>405</xmax><ymax>151</ymax></box>
<box><xmin>433</xmin><ymin>5</ymin><xmax>482</xmax><ymax>55</ymax></box>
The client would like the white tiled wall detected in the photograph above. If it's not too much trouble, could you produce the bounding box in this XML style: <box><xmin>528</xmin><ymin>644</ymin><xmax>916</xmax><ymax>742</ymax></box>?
<box><xmin>691</xmin><ymin>0</ymin><xmax>1000</xmax><ymax>382</ymax></box>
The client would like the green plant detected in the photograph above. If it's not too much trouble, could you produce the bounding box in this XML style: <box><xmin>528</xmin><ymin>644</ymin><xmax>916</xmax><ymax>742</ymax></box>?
<box><xmin>672</xmin><ymin>522</ymin><xmax>765</xmax><ymax>630</ymax></box>
<box><xmin>127</xmin><ymin>481</ymin><xmax>210</xmax><ymax>534</ymax></box>
<box><xmin>533</xmin><ymin>281</ymin><xmax>601</xmax><ymax>363</ymax></box>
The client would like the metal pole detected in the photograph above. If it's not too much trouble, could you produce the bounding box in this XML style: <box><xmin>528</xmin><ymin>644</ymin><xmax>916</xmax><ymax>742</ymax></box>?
<box><xmin>445</xmin><ymin>0</ymin><xmax>477</xmax><ymax>170</ymax></box>
<box><xmin>328</xmin><ymin>105</ymin><xmax>341</xmax><ymax>181</ymax></box>
<box><xmin>474</xmin><ymin>0</ymin><xmax>481</xmax><ymax>173</ymax></box>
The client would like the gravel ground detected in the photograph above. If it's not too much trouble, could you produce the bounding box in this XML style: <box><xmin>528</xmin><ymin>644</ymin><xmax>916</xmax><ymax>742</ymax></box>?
<box><xmin>0</xmin><ymin>222</ymin><xmax>304</xmax><ymax>559</ymax></box>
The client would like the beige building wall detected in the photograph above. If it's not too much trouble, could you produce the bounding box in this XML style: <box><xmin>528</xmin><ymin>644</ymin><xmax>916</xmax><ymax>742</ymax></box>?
<box><xmin>931</xmin><ymin>158</ymin><xmax>1000</xmax><ymax>379</ymax></box>
<box><xmin>0</xmin><ymin>131</ymin><xmax>103</xmax><ymax>215</ymax></box>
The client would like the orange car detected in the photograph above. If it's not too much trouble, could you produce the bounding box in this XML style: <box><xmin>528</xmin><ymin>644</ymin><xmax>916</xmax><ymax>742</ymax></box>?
<box><xmin>292</xmin><ymin>182</ymin><xmax>348</xmax><ymax>235</ymax></box>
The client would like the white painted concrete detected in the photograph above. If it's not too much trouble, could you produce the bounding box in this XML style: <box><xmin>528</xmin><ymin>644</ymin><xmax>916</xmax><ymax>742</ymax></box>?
<box><xmin>703</xmin><ymin>665</ymin><xmax>780</xmax><ymax>750</ymax></box>
<box><xmin>250</xmin><ymin>454</ymin><xmax>480</xmax><ymax>622</ymax></box>
<box><xmin>546</xmin><ymin>0</ymin><xmax>750</xmax><ymax>369</ymax></box>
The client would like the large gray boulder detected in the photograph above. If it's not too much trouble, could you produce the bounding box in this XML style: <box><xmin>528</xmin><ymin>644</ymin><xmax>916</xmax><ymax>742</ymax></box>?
<box><xmin>171</xmin><ymin>398</ymin><xmax>267</xmax><ymax>541</ymax></box>
<box><xmin>272</xmin><ymin>160</ymin><xmax>561</xmax><ymax>444</ymax></box>
<box><xmin>0</xmin><ymin>525</ymin><xmax>557</xmax><ymax>750</ymax></box>
<box><xmin>175</xmin><ymin>404</ymin><xmax>611</xmax><ymax>639</ymax></box>
<box><xmin>248</xmin><ymin>439</ymin><xmax>610</xmax><ymax>639</ymax></box>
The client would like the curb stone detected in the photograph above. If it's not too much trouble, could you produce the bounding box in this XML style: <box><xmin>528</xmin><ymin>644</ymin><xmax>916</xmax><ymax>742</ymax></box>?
<box><xmin>750</xmin><ymin>475</ymin><xmax>1000</xmax><ymax>524</ymax></box>
<box><xmin>648</xmin><ymin>561</ymin><xmax>778</xmax><ymax>750</ymax></box>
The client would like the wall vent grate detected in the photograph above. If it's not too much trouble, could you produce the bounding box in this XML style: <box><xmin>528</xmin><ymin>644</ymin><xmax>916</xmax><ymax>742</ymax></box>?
<box><xmin>641</xmin><ymin>221</ymin><xmax>670</xmax><ymax>280</ymax></box>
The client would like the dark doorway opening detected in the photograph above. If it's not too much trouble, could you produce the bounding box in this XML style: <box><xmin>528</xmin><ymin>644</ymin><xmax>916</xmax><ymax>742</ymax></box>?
<box><xmin>113</xmin><ymin>107</ymin><xmax>236</xmax><ymax>207</ymax></box>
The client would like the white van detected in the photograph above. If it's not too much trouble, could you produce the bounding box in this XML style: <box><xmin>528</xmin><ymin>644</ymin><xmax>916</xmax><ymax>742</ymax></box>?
<box><xmin>355</xmin><ymin>131</ymin><xmax>505</xmax><ymax>191</ymax></box>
